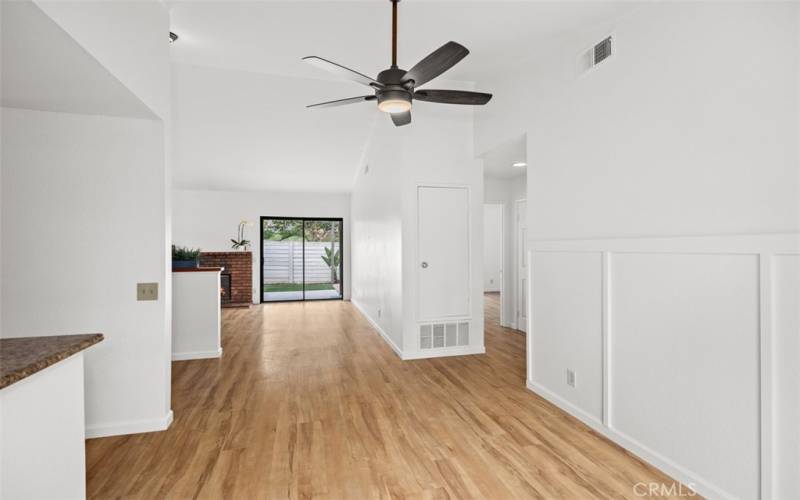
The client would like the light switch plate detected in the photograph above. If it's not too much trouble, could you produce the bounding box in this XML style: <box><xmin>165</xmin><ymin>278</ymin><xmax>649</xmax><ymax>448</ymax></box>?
<box><xmin>137</xmin><ymin>282</ymin><xmax>158</xmax><ymax>301</ymax></box>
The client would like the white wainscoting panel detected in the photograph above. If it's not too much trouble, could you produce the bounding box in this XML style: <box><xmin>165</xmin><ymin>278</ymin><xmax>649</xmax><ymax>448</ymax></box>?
<box><xmin>772</xmin><ymin>255</ymin><xmax>800</xmax><ymax>500</ymax></box>
<box><xmin>531</xmin><ymin>251</ymin><xmax>603</xmax><ymax>421</ymax></box>
<box><xmin>526</xmin><ymin>233</ymin><xmax>799</xmax><ymax>500</ymax></box>
<box><xmin>610</xmin><ymin>253</ymin><xmax>760</xmax><ymax>500</ymax></box>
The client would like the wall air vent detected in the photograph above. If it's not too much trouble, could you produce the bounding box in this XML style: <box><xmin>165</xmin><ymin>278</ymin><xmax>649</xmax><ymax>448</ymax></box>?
<box><xmin>593</xmin><ymin>36</ymin><xmax>613</xmax><ymax>65</ymax></box>
<box><xmin>420</xmin><ymin>321</ymin><xmax>469</xmax><ymax>349</ymax></box>
<box><xmin>578</xmin><ymin>34</ymin><xmax>615</xmax><ymax>75</ymax></box>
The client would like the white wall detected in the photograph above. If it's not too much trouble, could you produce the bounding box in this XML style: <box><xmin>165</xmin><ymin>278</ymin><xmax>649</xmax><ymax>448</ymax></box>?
<box><xmin>1</xmin><ymin>1</ymin><xmax>172</xmax><ymax>438</ymax></box>
<box><xmin>474</xmin><ymin>2</ymin><xmax>799</xmax><ymax>498</ymax></box>
<box><xmin>484</xmin><ymin>175</ymin><xmax>526</xmax><ymax>329</ymax></box>
<box><xmin>172</xmin><ymin>188</ymin><xmax>351</xmax><ymax>303</ymax></box>
<box><xmin>350</xmin><ymin>122</ymin><xmax>404</xmax><ymax>352</ymax></box>
<box><xmin>1</xmin><ymin>109</ymin><xmax>171</xmax><ymax>437</ymax></box>
<box><xmin>352</xmin><ymin>88</ymin><xmax>485</xmax><ymax>359</ymax></box>
<box><xmin>477</xmin><ymin>2</ymin><xmax>798</xmax><ymax>239</ymax></box>
<box><xmin>401</xmin><ymin>104</ymin><xmax>484</xmax><ymax>359</ymax></box>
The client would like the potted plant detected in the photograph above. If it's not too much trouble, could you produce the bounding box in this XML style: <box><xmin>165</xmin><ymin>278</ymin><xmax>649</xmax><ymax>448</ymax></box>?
<box><xmin>172</xmin><ymin>245</ymin><xmax>201</xmax><ymax>269</ymax></box>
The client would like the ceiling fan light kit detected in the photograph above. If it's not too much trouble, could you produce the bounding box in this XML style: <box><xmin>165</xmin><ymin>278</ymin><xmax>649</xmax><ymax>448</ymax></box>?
<box><xmin>378</xmin><ymin>96</ymin><xmax>412</xmax><ymax>114</ymax></box>
<box><xmin>303</xmin><ymin>0</ymin><xmax>492</xmax><ymax>126</ymax></box>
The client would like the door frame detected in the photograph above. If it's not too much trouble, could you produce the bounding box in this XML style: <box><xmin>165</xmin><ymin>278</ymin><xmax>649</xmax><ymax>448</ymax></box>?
<box><xmin>483</xmin><ymin>203</ymin><xmax>505</xmax><ymax>326</ymax></box>
<box><xmin>259</xmin><ymin>216</ymin><xmax>344</xmax><ymax>303</ymax></box>
<box><xmin>514</xmin><ymin>199</ymin><xmax>527</xmax><ymax>332</ymax></box>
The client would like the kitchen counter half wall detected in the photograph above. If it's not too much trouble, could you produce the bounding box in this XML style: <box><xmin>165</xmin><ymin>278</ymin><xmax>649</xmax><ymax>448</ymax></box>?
<box><xmin>0</xmin><ymin>333</ymin><xmax>103</xmax><ymax>389</ymax></box>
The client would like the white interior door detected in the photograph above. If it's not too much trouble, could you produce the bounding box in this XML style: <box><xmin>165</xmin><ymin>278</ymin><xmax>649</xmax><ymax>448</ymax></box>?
<box><xmin>516</xmin><ymin>199</ymin><xmax>528</xmax><ymax>332</ymax></box>
<box><xmin>483</xmin><ymin>204</ymin><xmax>503</xmax><ymax>292</ymax></box>
<box><xmin>418</xmin><ymin>186</ymin><xmax>470</xmax><ymax>320</ymax></box>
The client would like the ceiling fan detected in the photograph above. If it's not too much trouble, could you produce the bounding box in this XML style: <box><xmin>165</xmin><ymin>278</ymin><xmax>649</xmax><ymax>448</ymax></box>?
<box><xmin>302</xmin><ymin>0</ymin><xmax>492</xmax><ymax>127</ymax></box>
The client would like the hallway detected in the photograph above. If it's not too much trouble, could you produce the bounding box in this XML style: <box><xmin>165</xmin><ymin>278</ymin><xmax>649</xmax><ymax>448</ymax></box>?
<box><xmin>86</xmin><ymin>300</ymin><xmax>684</xmax><ymax>499</ymax></box>
<box><xmin>483</xmin><ymin>291</ymin><xmax>524</xmax><ymax>337</ymax></box>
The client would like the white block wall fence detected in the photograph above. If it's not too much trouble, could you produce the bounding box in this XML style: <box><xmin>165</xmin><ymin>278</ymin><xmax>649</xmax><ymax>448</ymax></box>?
<box><xmin>263</xmin><ymin>240</ymin><xmax>341</xmax><ymax>284</ymax></box>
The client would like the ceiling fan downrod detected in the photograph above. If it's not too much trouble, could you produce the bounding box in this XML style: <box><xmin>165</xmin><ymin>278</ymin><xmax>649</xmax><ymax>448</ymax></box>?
<box><xmin>391</xmin><ymin>0</ymin><xmax>399</xmax><ymax>68</ymax></box>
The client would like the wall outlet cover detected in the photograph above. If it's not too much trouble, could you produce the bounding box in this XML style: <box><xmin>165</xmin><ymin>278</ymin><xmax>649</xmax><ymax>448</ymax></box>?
<box><xmin>137</xmin><ymin>282</ymin><xmax>159</xmax><ymax>301</ymax></box>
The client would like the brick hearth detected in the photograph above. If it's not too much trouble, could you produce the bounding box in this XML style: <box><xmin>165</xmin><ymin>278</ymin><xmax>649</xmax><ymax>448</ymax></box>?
<box><xmin>199</xmin><ymin>252</ymin><xmax>252</xmax><ymax>307</ymax></box>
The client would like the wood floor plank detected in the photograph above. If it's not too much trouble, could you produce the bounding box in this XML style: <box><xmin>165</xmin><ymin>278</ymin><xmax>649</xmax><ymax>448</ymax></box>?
<box><xmin>85</xmin><ymin>294</ymin><xmax>694</xmax><ymax>499</ymax></box>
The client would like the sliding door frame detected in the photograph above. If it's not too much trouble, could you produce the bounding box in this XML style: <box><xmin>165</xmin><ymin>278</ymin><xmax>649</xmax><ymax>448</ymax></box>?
<box><xmin>260</xmin><ymin>216</ymin><xmax>344</xmax><ymax>303</ymax></box>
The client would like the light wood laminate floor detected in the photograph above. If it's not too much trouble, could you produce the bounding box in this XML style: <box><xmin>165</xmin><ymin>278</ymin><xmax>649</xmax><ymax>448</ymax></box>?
<box><xmin>86</xmin><ymin>298</ymin><xmax>687</xmax><ymax>499</ymax></box>
<box><xmin>483</xmin><ymin>292</ymin><xmax>522</xmax><ymax>336</ymax></box>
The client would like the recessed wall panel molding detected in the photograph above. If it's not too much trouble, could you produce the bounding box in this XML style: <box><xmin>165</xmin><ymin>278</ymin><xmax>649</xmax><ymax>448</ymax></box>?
<box><xmin>771</xmin><ymin>254</ymin><xmax>800</xmax><ymax>500</ymax></box>
<box><xmin>526</xmin><ymin>233</ymin><xmax>800</xmax><ymax>500</ymax></box>
<box><xmin>530</xmin><ymin>251</ymin><xmax>603</xmax><ymax>421</ymax></box>
<box><xmin>611</xmin><ymin>252</ymin><xmax>760</xmax><ymax>500</ymax></box>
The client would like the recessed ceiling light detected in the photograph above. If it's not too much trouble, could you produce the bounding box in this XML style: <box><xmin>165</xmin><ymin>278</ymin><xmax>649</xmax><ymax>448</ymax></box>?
<box><xmin>169</xmin><ymin>32</ymin><xmax>178</xmax><ymax>44</ymax></box>
<box><xmin>513</xmin><ymin>162</ymin><xmax>527</xmax><ymax>168</ymax></box>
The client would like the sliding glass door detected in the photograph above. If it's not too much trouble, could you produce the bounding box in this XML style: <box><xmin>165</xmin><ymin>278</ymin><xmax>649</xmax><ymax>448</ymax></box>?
<box><xmin>261</xmin><ymin>217</ymin><xmax>343</xmax><ymax>302</ymax></box>
<box><xmin>303</xmin><ymin>219</ymin><xmax>343</xmax><ymax>300</ymax></box>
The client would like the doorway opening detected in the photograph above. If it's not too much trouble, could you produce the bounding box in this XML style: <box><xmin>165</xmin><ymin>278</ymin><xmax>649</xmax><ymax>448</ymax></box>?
<box><xmin>260</xmin><ymin>217</ymin><xmax>343</xmax><ymax>302</ymax></box>
<box><xmin>483</xmin><ymin>203</ymin><xmax>504</xmax><ymax>325</ymax></box>
<box><xmin>480</xmin><ymin>133</ymin><xmax>527</xmax><ymax>333</ymax></box>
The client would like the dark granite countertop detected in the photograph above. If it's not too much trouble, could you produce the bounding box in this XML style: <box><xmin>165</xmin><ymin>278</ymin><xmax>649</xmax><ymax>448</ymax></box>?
<box><xmin>172</xmin><ymin>267</ymin><xmax>223</xmax><ymax>272</ymax></box>
<box><xmin>0</xmin><ymin>334</ymin><xmax>103</xmax><ymax>390</ymax></box>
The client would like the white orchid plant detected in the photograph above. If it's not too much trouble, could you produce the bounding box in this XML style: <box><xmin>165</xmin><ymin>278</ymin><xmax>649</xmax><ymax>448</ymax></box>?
<box><xmin>231</xmin><ymin>220</ymin><xmax>251</xmax><ymax>251</ymax></box>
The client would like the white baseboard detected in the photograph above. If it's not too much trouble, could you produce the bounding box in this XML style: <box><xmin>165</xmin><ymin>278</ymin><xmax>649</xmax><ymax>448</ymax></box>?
<box><xmin>350</xmin><ymin>299</ymin><xmax>403</xmax><ymax>358</ymax></box>
<box><xmin>403</xmin><ymin>345</ymin><xmax>485</xmax><ymax>360</ymax></box>
<box><xmin>526</xmin><ymin>380</ymin><xmax>732</xmax><ymax>500</ymax></box>
<box><xmin>85</xmin><ymin>410</ymin><xmax>173</xmax><ymax>439</ymax></box>
<box><xmin>172</xmin><ymin>348</ymin><xmax>223</xmax><ymax>361</ymax></box>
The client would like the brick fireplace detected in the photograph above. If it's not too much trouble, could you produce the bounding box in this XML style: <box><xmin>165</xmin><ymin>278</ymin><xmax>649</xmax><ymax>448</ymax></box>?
<box><xmin>199</xmin><ymin>252</ymin><xmax>252</xmax><ymax>307</ymax></box>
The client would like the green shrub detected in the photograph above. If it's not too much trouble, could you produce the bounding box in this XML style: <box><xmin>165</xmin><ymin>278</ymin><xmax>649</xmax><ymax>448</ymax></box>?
<box><xmin>172</xmin><ymin>245</ymin><xmax>201</xmax><ymax>260</ymax></box>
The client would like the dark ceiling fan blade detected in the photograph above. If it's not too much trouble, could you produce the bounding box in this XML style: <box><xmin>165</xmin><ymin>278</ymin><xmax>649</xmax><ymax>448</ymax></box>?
<box><xmin>391</xmin><ymin>110</ymin><xmax>411</xmax><ymax>127</ymax></box>
<box><xmin>402</xmin><ymin>41</ymin><xmax>469</xmax><ymax>88</ymax></box>
<box><xmin>302</xmin><ymin>56</ymin><xmax>383</xmax><ymax>88</ymax></box>
<box><xmin>413</xmin><ymin>89</ymin><xmax>492</xmax><ymax>105</ymax></box>
<box><xmin>306</xmin><ymin>95</ymin><xmax>377</xmax><ymax>109</ymax></box>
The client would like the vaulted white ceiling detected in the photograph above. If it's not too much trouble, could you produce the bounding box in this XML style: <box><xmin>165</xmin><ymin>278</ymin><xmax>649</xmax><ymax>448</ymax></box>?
<box><xmin>168</xmin><ymin>1</ymin><xmax>639</xmax><ymax>192</ymax></box>
<box><xmin>1</xmin><ymin>1</ymin><xmax>156</xmax><ymax>119</ymax></box>
<box><xmin>170</xmin><ymin>1</ymin><xmax>637</xmax><ymax>83</ymax></box>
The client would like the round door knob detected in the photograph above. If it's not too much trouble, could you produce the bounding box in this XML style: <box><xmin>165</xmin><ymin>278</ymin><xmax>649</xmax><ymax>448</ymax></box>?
<box><xmin>421</xmin><ymin>262</ymin><xmax>429</xmax><ymax>269</ymax></box>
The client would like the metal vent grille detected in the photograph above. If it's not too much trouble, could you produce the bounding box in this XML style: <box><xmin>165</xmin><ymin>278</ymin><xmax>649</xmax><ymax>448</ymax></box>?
<box><xmin>420</xmin><ymin>324</ymin><xmax>432</xmax><ymax>349</ymax></box>
<box><xmin>420</xmin><ymin>321</ymin><xmax>469</xmax><ymax>349</ymax></box>
<box><xmin>593</xmin><ymin>36</ymin><xmax>613</xmax><ymax>65</ymax></box>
